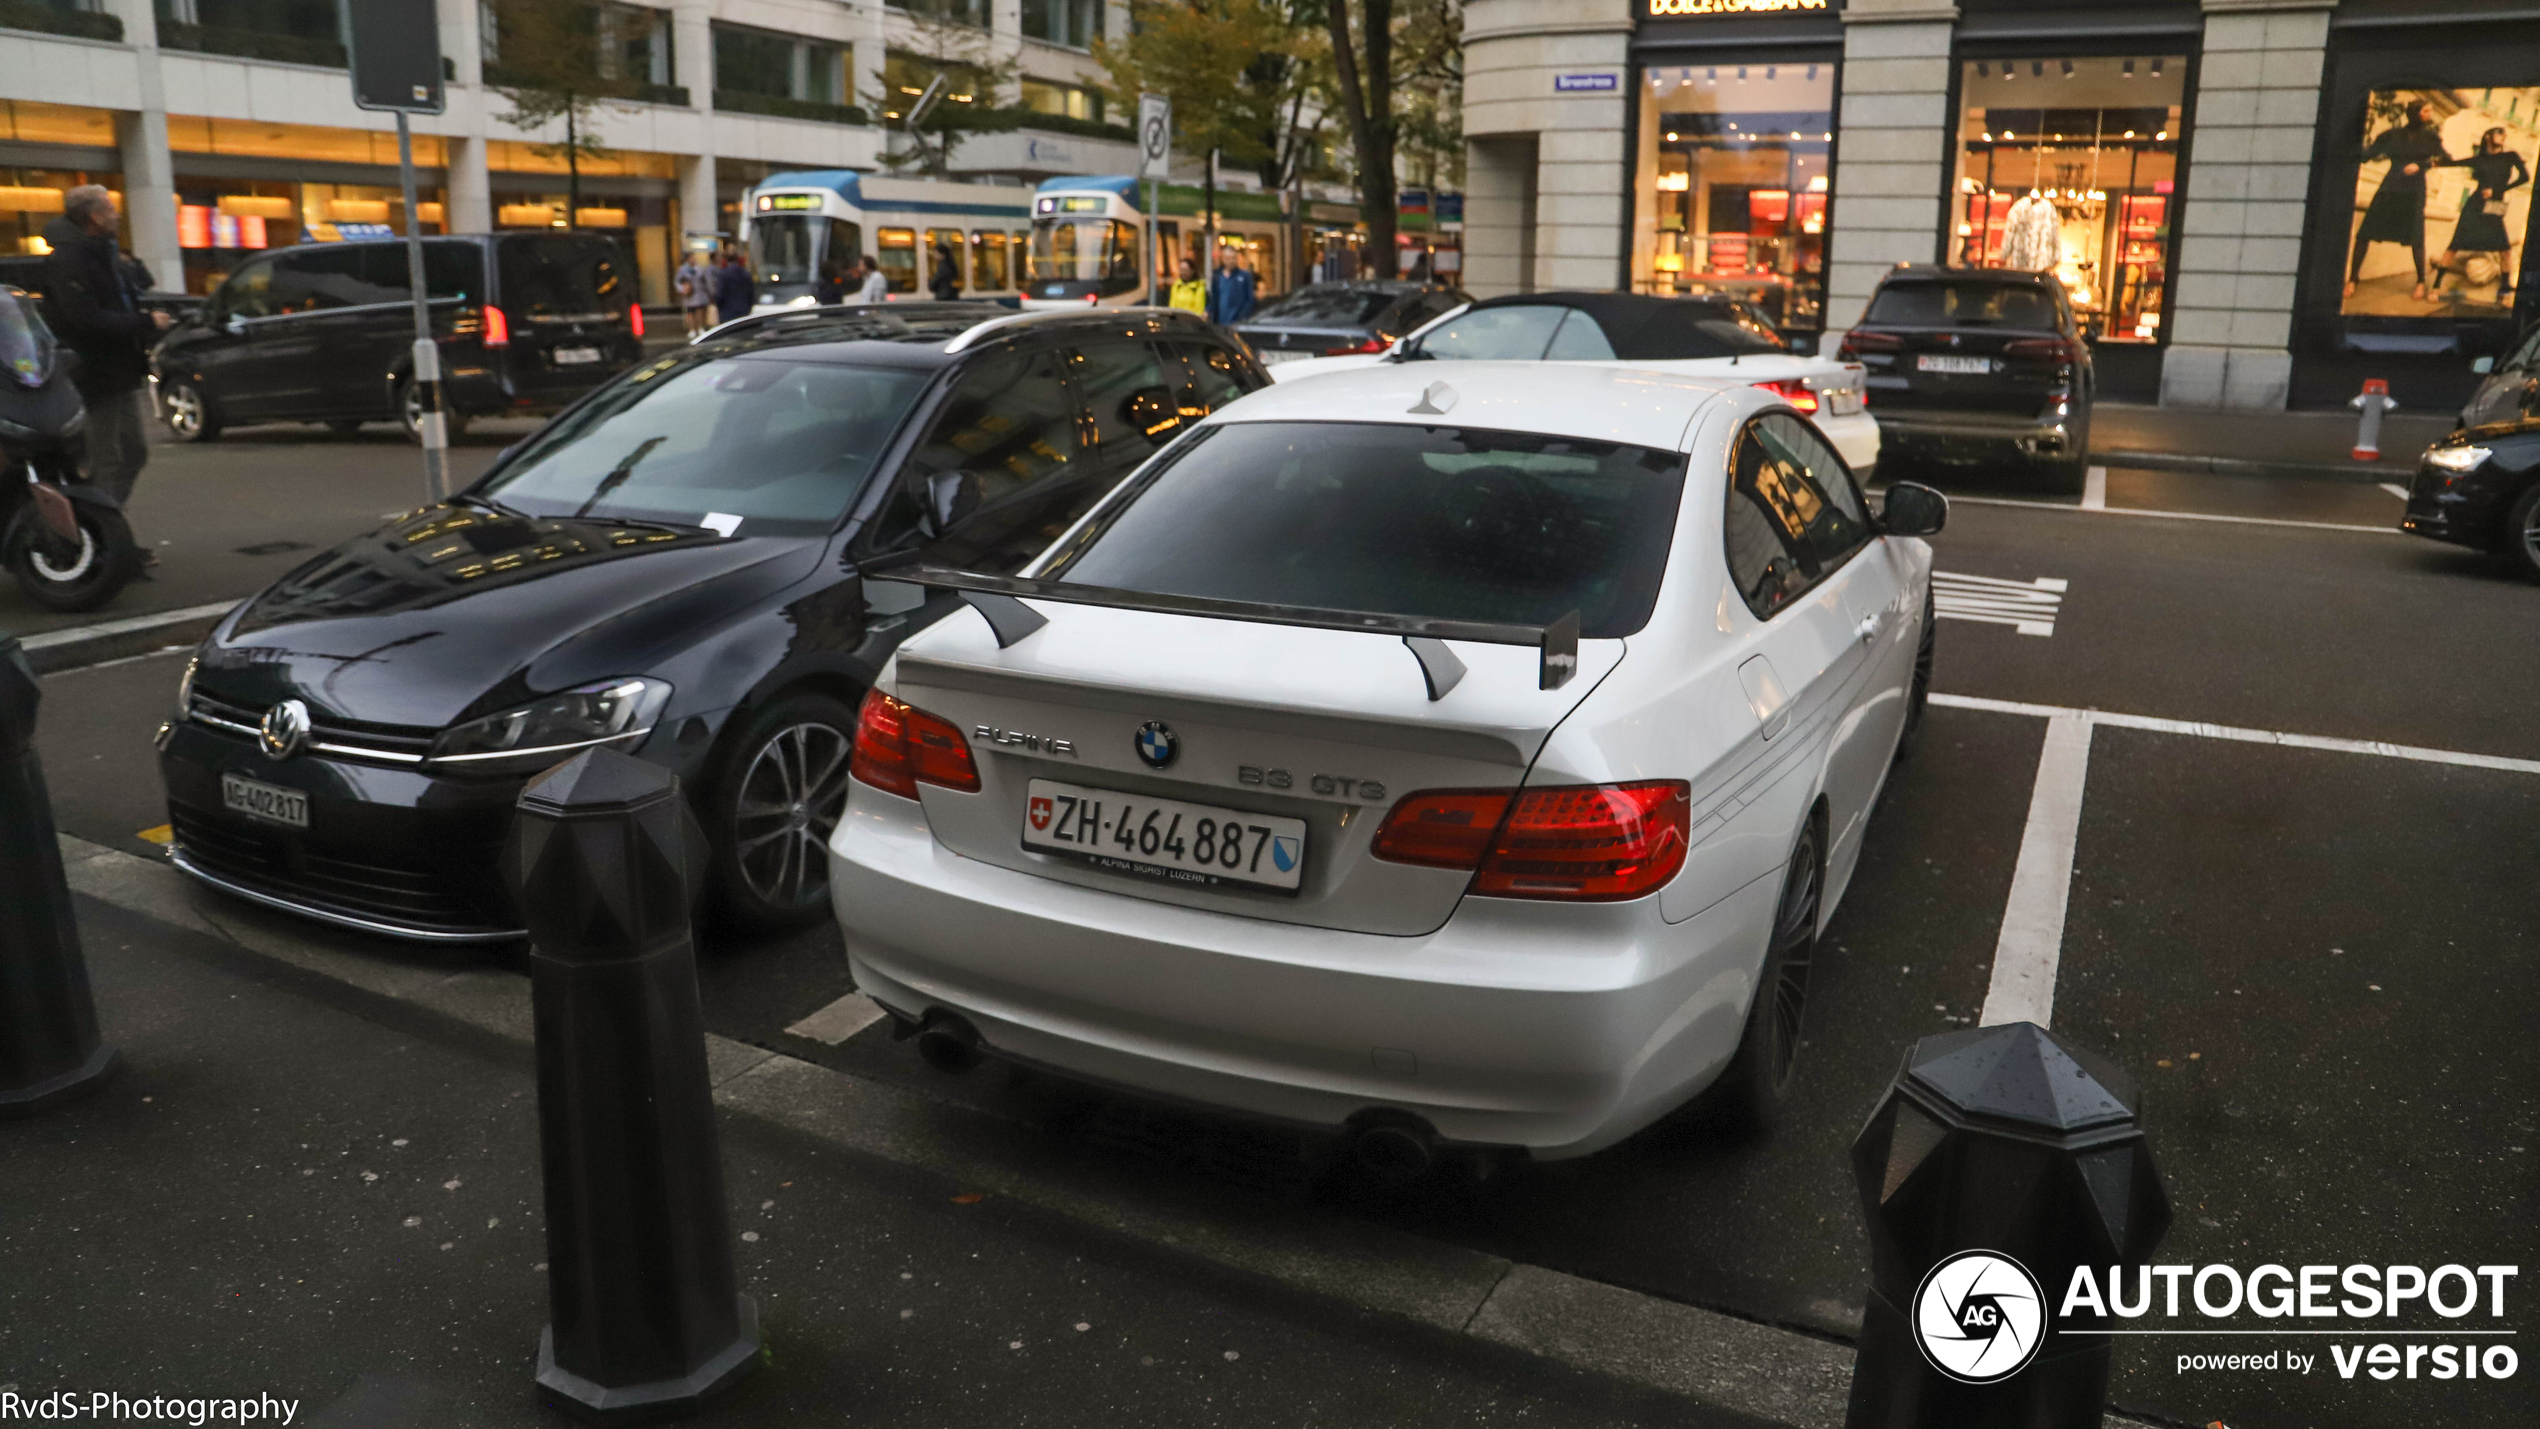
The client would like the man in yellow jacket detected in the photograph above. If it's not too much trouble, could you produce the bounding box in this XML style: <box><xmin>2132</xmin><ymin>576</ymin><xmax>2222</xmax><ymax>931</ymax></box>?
<box><xmin>1168</xmin><ymin>258</ymin><xmax>1207</xmax><ymax>315</ymax></box>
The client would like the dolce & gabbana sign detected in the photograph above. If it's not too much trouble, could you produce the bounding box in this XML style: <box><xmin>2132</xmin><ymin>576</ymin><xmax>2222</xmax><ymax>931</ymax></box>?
<box><xmin>1645</xmin><ymin>0</ymin><xmax>1829</xmax><ymax>17</ymax></box>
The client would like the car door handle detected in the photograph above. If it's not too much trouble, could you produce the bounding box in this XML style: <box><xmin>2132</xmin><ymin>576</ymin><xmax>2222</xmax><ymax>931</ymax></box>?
<box><xmin>1855</xmin><ymin>613</ymin><xmax>1881</xmax><ymax>645</ymax></box>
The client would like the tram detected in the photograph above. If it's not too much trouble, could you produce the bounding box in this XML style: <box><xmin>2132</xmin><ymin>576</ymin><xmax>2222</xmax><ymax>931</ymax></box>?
<box><xmin>738</xmin><ymin>170</ymin><xmax>1038</xmax><ymax>313</ymax></box>
<box><xmin>1023</xmin><ymin>175</ymin><xmax>1355</xmax><ymax>310</ymax></box>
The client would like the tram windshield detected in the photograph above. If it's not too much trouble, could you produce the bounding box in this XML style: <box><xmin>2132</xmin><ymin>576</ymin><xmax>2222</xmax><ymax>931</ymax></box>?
<box><xmin>1027</xmin><ymin>216</ymin><xmax>1140</xmax><ymax>294</ymax></box>
<box><xmin>751</xmin><ymin>214</ymin><xmax>863</xmax><ymax>286</ymax></box>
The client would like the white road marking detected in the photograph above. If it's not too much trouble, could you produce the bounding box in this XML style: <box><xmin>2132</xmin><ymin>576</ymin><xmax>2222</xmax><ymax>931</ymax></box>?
<box><xmin>1979</xmin><ymin>712</ymin><xmax>2093</xmax><ymax>1029</ymax></box>
<box><xmin>1932</xmin><ymin>570</ymin><xmax>2066</xmax><ymax>636</ymax></box>
<box><xmin>1931</xmin><ymin>693</ymin><xmax>2540</xmax><ymax>776</ymax></box>
<box><xmin>2378</xmin><ymin>482</ymin><xmax>2411</xmax><ymax>499</ymax></box>
<box><xmin>2081</xmin><ymin>465</ymin><xmax>2108</xmax><ymax>510</ymax></box>
<box><xmin>1942</xmin><ymin>493</ymin><xmax>2400</xmax><ymax>535</ymax></box>
<box><xmin>784</xmin><ymin>992</ymin><xmax>889</xmax><ymax>1045</ymax></box>
<box><xmin>17</xmin><ymin>599</ymin><xmax>240</xmax><ymax>653</ymax></box>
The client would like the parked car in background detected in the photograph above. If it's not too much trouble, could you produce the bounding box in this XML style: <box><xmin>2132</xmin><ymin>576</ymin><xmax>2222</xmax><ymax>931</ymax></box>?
<box><xmin>156</xmin><ymin>304</ymin><xmax>1270</xmax><ymax>944</ymax></box>
<box><xmin>1265</xmin><ymin>292</ymin><xmax>1880</xmax><ymax>473</ymax></box>
<box><xmin>829</xmin><ymin>361</ymin><xmax>1947</xmax><ymax>1161</ymax></box>
<box><xmin>2460</xmin><ymin>322</ymin><xmax>2540</xmax><ymax>428</ymax></box>
<box><xmin>1838</xmin><ymin>265</ymin><xmax>2094</xmax><ymax>493</ymax></box>
<box><xmin>2403</xmin><ymin>419</ymin><xmax>2540</xmax><ymax>581</ymax></box>
<box><xmin>148</xmin><ymin>232</ymin><xmax>642</xmax><ymax>444</ymax></box>
<box><xmin>1234</xmin><ymin>281</ymin><xmax>1470</xmax><ymax>366</ymax></box>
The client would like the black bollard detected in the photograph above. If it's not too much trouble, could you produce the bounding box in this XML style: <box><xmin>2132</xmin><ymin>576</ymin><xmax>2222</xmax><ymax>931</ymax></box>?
<box><xmin>507</xmin><ymin>748</ymin><xmax>758</xmax><ymax>1421</ymax></box>
<box><xmin>1844</xmin><ymin>1021</ymin><xmax>2170</xmax><ymax>1429</ymax></box>
<box><xmin>0</xmin><ymin>634</ymin><xmax>118</xmax><ymax>1116</ymax></box>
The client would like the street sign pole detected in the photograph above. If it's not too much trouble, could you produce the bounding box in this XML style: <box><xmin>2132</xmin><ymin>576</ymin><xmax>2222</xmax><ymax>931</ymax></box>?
<box><xmin>1138</xmin><ymin>94</ymin><xmax>1171</xmax><ymax>308</ymax></box>
<box><xmin>340</xmin><ymin>0</ymin><xmax>447</xmax><ymax>504</ymax></box>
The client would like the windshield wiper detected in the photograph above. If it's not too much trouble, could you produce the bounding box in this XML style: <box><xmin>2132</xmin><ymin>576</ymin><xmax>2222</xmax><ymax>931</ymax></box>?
<box><xmin>574</xmin><ymin>435</ymin><xmax>667</xmax><ymax>519</ymax></box>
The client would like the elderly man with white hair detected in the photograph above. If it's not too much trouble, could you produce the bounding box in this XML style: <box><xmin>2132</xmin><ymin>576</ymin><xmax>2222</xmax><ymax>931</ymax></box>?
<box><xmin>41</xmin><ymin>183</ymin><xmax>170</xmax><ymax>548</ymax></box>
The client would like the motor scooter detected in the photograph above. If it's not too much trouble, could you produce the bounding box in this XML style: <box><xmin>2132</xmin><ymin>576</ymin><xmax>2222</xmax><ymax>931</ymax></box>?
<box><xmin>0</xmin><ymin>285</ymin><xmax>138</xmax><ymax>613</ymax></box>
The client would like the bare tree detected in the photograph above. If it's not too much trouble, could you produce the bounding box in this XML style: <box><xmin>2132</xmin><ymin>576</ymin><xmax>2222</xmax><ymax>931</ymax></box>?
<box><xmin>1324</xmin><ymin>0</ymin><xmax>1397</xmax><ymax>259</ymax></box>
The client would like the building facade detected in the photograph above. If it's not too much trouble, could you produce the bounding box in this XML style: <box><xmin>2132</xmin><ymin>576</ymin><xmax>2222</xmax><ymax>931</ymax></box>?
<box><xmin>0</xmin><ymin>0</ymin><xmax>1139</xmax><ymax>305</ymax></box>
<box><xmin>1464</xmin><ymin>0</ymin><xmax>2540</xmax><ymax>410</ymax></box>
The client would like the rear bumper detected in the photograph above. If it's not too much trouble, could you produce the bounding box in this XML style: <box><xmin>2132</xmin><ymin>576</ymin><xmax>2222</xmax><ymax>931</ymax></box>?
<box><xmin>1871</xmin><ymin>405</ymin><xmax>2081</xmax><ymax>461</ymax></box>
<box><xmin>829</xmin><ymin>786</ymin><xmax>1781</xmax><ymax>1159</ymax></box>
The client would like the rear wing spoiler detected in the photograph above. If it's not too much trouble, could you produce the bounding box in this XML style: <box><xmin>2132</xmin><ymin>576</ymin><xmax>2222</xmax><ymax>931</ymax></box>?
<box><xmin>879</xmin><ymin>564</ymin><xmax>1580</xmax><ymax>698</ymax></box>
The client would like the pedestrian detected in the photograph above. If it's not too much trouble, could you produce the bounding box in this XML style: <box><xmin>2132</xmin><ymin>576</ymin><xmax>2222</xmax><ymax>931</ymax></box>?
<box><xmin>675</xmin><ymin>247</ymin><xmax>717</xmax><ymax>335</ymax></box>
<box><xmin>1210</xmin><ymin>248</ymin><xmax>1258</xmax><ymax>325</ymax></box>
<box><xmin>814</xmin><ymin>259</ymin><xmax>847</xmax><ymax>306</ymax></box>
<box><xmin>2346</xmin><ymin>99</ymin><xmax>2452</xmax><ymax>304</ymax></box>
<box><xmin>2434</xmin><ymin>126</ymin><xmax>2530</xmax><ymax>304</ymax></box>
<box><xmin>40</xmin><ymin>184</ymin><xmax>169</xmax><ymax>549</ymax></box>
<box><xmin>1169</xmin><ymin>257</ymin><xmax>1206</xmax><ymax>315</ymax></box>
<box><xmin>714</xmin><ymin>249</ymin><xmax>756</xmax><ymax>324</ymax></box>
<box><xmin>855</xmin><ymin>254</ymin><xmax>890</xmax><ymax>304</ymax></box>
<box><xmin>929</xmin><ymin>240</ymin><xmax>961</xmax><ymax>301</ymax></box>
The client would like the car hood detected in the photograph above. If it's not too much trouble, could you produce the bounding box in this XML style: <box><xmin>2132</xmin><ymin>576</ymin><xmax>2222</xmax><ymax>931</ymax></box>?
<box><xmin>197</xmin><ymin>502</ymin><xmax>825</xmax><ymax>729</ymax></box>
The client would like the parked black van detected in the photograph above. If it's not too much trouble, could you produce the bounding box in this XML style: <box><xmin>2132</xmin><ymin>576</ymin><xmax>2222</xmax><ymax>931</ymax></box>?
<box><xmin>149</xmin><ymin>232</ymin><xmax>642</xmax><ymax>443</ymax></box>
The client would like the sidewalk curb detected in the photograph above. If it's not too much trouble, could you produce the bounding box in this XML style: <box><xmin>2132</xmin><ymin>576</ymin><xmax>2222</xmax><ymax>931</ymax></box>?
<box><xmin>17</xmin><ymin>600</ymin><xmax>236</xmax><ymax>674</ymax></box>
<box><xmin>2090</xmin><ymin>448</ymin><xmax>2412</xmax><ymax>485</ymax></box>
<box><xmin>56</xmin><ymin>833</ymin><xmax>2163</xmax><ymax>1429</ymax></box>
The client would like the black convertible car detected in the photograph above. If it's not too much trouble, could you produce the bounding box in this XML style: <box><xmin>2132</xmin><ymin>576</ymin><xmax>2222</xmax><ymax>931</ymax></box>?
<box><xmin>158</xmin><ymin>302</ymin><xmax>1269</xmax><ymax>940</ymax></box>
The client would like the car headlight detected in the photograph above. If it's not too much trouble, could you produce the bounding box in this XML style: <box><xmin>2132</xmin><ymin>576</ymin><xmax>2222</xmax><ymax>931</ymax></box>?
<box><xmin>176</xmin><ymin>655</ymin><xmax>198</xmax><ymax>715</ymax></box>
<box><xmin>428</xmin><ymin>677</ymin><xmax>673</xmax><ymax>769</ymax></box>
<box><xmin>2425</xmin><ymin>444</ymin><xmax>2490</xmax><ymax>472</ymax></box>
<box><xmin>786</xmin><ymin>294</ymin><xmax>819</xmax><ymax>308</ymax></box>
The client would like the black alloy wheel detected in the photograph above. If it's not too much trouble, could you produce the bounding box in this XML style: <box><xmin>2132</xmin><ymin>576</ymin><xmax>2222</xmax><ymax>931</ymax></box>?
<box><xmin>399</xmin><ymin>376</ymin><xmax>470</xmax><ymax>445</ymax></box>
<box><xmin>2504</xmin><ymin>482</ymin><xmax>2540</xmax><ymax>583</ymax></box>
<box><xmin>708</xmin><ymin>692</ymin><xmax>859</xmax><ymax>934</ymax></box>
<box><xmin>1701</xmin><ymin>818</ymin><xmax>1822</xmax><ymax>1134</ymax></box>
<box><xmin>1895</xmin><ymin>589</ymin><xmax>1936</xmax><ymax>761</ymax></box>
<box><xmin>159</xmin><ymin>380</ymin><xmax>219</xmax><ymax>442</ymax></box>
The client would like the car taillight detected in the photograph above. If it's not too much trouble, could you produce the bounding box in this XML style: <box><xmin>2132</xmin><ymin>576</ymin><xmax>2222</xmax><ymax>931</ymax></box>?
<box><xmin>1837</xmin><ymin>330</ymin><xmax>1902</xmax><ymax>360</ymax></box>
<box><xmin>1753</xmin><ymin>378</ymin><xmax>1819</xmax><ymax>414</ymax></box>
<box><xmin>849</xmin><ymin>690</ymin><xmax>980</xmax><ymax>799</ymax></box>
<box><xmin>2004</xmin><ymin>337</ymin><xmax>2079</xmax><ymax>366</ymax></box>
<box><xmin>1372</xmin><ymin>781</ymin><xmax>1691</xmax><ymax>900</ymax></box>
<box><xmin>481</xmin><ymin>304</ymin><xmax>509</xmax><ymax>347</ymax></box>
<box><xmin>1371</xmin><ymin>789</ymin><xmax>1514</xmax><ymax>867</ymax></box>
<box><xmin>1323</xmin><ymin>336</ymin><xmax>1390</xmax><ymax>356</ymax></box>
<box><xmin>628</xmin><ymin>303</ymin><xmax>644</xmax><ymax>338</ymax></box>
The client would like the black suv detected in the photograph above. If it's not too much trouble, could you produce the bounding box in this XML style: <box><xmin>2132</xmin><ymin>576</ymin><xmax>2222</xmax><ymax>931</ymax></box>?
<box><xmin>1840</xmin><ymin>266</ymin><xmax>2094</xmax><ymax>492</ymax></box>
<box><xmin>149</xmin><ymin>232</ymin><xmax>642</xmax><ymax>443</ymax></box>
<box><xmin>158</xmin><ymin>304</ymin><xmax>1268</xmax><ymax>941</ymax></box>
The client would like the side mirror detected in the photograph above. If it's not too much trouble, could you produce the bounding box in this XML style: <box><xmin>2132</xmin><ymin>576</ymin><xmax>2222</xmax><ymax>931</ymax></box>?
<box><xmin>2473</xmin><ymin>355</ymin><xmax>2497</xmax><ymax>375</ymax></box>
<box><xmin>918</xmin><ymin>469</ymin><xmax>982</xmax><ymax>540</ymax></box>
<box><xmin>1881</xmin><ymin>481</ymin><xmax>1948</xmax><ymax>537</ymax></box>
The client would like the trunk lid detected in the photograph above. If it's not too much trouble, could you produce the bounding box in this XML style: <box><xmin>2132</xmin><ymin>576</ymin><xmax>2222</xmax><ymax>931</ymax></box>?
<box><xmin>889</xmin><ymin>603</ymin><xmax>1624</xmax><ymax>936</ymax></box>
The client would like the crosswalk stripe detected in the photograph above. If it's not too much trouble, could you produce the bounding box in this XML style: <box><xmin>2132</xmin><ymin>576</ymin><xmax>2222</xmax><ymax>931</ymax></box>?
<box><xmin>1932</xmin><ymin>570</ymin><xmax>2065</xmax><ymax>637</ymax></box>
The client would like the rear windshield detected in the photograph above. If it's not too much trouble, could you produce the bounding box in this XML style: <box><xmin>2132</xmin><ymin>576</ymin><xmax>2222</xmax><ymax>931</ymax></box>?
<box><xmin>475</xmin><ymin>355</ymin><xmax>929</xmax><ymax>537</ymax></box>
<box><xmin>1033</xmin><ymin>421</ymin><xmax>1689</xmax><ymax>638</ymax></box>
<box><xmin>498</xmin><ymin>235</ymin><xmax>628</xmax><ymax>320</ymax></box>
<box><xmin>1866</xmin><ymin>281</ymin><xmax>2060</xmax><ymax>329</ymax></box>
<box><xmin>1247</xmin><ymin>288</ymin><xmax>1398</xmax><ymax>326</ymax></box>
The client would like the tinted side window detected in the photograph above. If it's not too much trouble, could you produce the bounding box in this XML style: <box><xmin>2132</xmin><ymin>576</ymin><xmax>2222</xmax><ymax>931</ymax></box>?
<box><xmin>1167</xmin><ymin>340</ymin><xmax>1253</xmax><ymax>415</ymax></box>
<box><xmin>903</xmin><ymin>347</ymin><xmax>1081</xmax><ymax>507</ymax></box>
<box><xmin>1544</xmin><ymin>308</ymin><xmax>1617</xmax><ymax>360</ymax></box>
<box><xmin>2508</xmin><ymin>322</ymin><xmax>2540</xmax><ymax>371</ymax></box>
<box><xmin>1725</xmin><ymin>415</ymin><xmax>1868</xmax><ymax>620</ymax></box>
<box><xmin>423</xmin><ymin>242</ymin><xmax>487</xmax><ymax>302</ymax></box>
<box><xmin>1759</xmin><ymin>413</ymin><xmax>1871</xmax><ymax>568</ymax></box>
<box><xmin>221</xmin><ymin>257</ymin><xmax>281</xmax><ymax>319</ymax></box>
<box><xmin>497</xmin><ymin>236</ymin><xmax>626</xmax><ymax>317</ymax></box>
<box><xmin>1417</xmin><ymin>304</ymin><xmax>1563</xmax><ymax>360</ymax></box>
<box><xmin>1070</xmin><ymin>339</ymin><xmax>1181</xmax><ymax>467</ymax></box>
<box><xmin>269</xmin><ymin>249</ymin><xmax>355</xmax><ymax>313</ymax></box>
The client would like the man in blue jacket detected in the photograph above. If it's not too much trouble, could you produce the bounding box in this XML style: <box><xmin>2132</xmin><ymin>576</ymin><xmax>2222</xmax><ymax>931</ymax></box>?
<box><xmin>1207</xmin><ymin>249</ymin><xmax>1257</xmax><ymax>325</ymax></box>
<box><xmin>714</xmin><ymin>250</ymin><xmax>756</xmax><ymax>324</ymax></box>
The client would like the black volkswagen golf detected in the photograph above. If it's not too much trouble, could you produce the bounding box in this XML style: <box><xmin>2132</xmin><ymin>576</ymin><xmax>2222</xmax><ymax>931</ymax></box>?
<box><xmin>158</xmin><ymin>303</ymin><xmax>1268</xmax><ymax>939</ymax></box>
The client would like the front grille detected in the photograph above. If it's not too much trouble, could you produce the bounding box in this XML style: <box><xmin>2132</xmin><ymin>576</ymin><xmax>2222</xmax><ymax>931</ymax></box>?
<box><xmin>168</xmin><ymin>807</ymin><xmax>513</xmax><ymax>937</ymax></box>
<box><xmin>186</xmin><ymin>692</ymin><xmax>434</xmax><ymax>765</ymax></box>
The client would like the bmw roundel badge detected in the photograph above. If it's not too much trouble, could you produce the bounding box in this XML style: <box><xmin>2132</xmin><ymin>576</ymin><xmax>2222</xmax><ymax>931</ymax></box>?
<box><xmin>1134</xmin><ymin>721</ymin><xmax>1178</xmax><ymax>769</ymax></box>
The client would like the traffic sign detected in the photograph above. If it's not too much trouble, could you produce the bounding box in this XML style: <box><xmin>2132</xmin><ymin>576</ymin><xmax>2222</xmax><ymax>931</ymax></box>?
<box><xmin>1138</xmin><ymin>94</ymin><xmax>1172</xmax><ymax>179</ymax></box>
<box><xmin>339</xmin><ymin>0</ymin><xmax>446</xmax><ymax>115</ymax></box>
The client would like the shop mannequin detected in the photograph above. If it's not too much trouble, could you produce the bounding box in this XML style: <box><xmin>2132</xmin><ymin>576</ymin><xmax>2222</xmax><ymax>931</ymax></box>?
<box><xmin>1999</xmin><ymin>190</ymin><xmax>2062</xmax><ymax>272</ymax></box>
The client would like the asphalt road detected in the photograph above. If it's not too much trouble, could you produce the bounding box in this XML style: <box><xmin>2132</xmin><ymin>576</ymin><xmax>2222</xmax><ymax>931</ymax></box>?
<box><xmin>20</xmin><ymin>442</ymin><xmax>2540</xmax><ymax>1429</ymax></box>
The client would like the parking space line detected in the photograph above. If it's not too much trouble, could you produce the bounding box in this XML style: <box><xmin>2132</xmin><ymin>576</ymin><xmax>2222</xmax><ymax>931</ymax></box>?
<box><xmin>1979</xmin><ymin>712</ymin><xmax>2092</xmax><ymax>1029</ymax></box>
<box><xmin>2377</xmin><ymin>482</ymin><xmax>2410</xmax><ymax>499</ymax></box>
<box><xmin>1940</xmin><ymin>494</ymin><xmax>2400</xmax><ymax>535</ymax></box>
<box><xmin>784</xmin><ymin>991</ymin><xmax>889</xmax><ymax>1045</ymax></box>
<box><xmin>2081</xmin><ymin>465</ymin><xmax>2107</xmax><ymax>510</ymax></box>
<box><xmin>1931</xmin><ymin>693</ymin><xmax>2540</xmax><ymax>776</ymax></box>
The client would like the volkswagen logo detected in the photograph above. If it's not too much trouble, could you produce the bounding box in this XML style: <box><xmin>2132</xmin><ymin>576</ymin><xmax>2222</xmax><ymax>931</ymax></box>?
<box><xmin>1133</xmin><ymin>721</ymin><xmax>1178</xmax><ymax>769</ymax></box>
<box><xmin>1911</xmin><ymin>1250</ymin><xmax>2046</xmax><ymax>1384</ymax></box>
<box><xmin>259</xmin><ymin>698</ymin><xmax>312</xmax><ymax>760</ymax></box>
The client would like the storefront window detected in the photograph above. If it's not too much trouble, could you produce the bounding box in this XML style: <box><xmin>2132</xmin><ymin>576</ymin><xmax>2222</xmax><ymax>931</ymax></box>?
<box><xmin>1634</xmin><ymin>61</ymin><xmax>1835</xmax><ymax>335</ymax></box>
<box><xmin>2341</xmin><ymin>88</ymin><xmax>2539</xmax><ymax>318</ymax></box>
<box><xmin>1948</xmin><ymin>55</ymin><xmax>2186</xmax><ymax>344</ymax></box>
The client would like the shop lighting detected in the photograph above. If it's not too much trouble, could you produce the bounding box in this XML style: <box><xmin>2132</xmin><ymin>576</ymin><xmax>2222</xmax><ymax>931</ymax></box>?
<box><xmin>2124</xmin><ymin>130</ymin><xmax>2136</xmax><ymax>138</ymax></box>
<box><xmin>2062</xmin><ymin>59</ymin><xmax>2075</xmax><ymax>77</ymax></box>
<box><xmin>2157</xmin><ymin>129</ymin><xmax>2169</xmax><ymax>140</ymax></box>
<box><xmin>2152</xmin><ymin>57</ymin><xmax>2164</xmax><ymax>77</ymax></box>
<box><xmin>2002</xmin><ymin>61</ymin><xmax>2016</xmax><ymax>78</ymax></box>
<box><xmin>1737</xmin><ymin>66</ymin><xmax>1748</xmax><ymax>80</ymax></box>
<box><xmin>2123</xmin><ymin>58</ymin><xmax>2136</xmax><ymax>77</ymax></box>
<box><xmin>1982</xmin><ymin>131</ymin><xmax>1993</xmax><ymax>141</ymax></box>
<box><xmin>1706</xmin><ymin>67</ymin><xmax>1717</xmax><ymax>81</ymax></box>
<box><xmin>1666</xmin><ymin>131</ymin><xmax>1679</xmax><ymax>141</ymax></box>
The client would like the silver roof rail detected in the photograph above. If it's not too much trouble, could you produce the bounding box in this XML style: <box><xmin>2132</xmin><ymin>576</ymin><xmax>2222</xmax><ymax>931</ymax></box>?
<box><xmin>941</xmin><ymin>304</ymin><xmax>1207</xmax><ymax>355</ymax></box>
